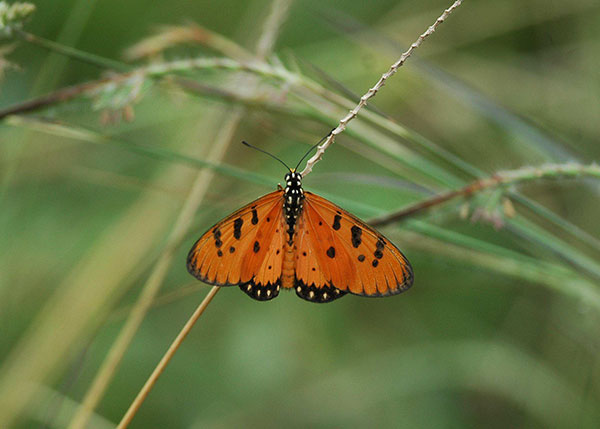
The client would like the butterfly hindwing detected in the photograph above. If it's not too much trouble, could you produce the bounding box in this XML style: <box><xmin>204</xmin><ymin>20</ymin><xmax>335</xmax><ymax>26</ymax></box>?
<box><xmin>187</xmin><ymin>190</ymin><xmax>286</xmax><ymax>300</ymax></box>
<box><xmin>297</xmin><ymin>192</ymin><xmax>413</xmax><ymax>297</ymax></box>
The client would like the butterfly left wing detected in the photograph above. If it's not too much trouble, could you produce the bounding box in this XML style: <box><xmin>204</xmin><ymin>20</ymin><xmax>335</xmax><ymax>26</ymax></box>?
<box><xmin>187</xmin><ymin>190</ymin><xmax>286</xmax><ymax>301</ymax></box>
<box><xmin>294</xmin><ymin>192</ymin><xmax>413</xmax><ymax>300</ymax></box>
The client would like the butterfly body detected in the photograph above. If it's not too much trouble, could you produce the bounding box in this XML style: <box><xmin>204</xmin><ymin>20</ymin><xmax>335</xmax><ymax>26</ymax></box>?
<box><xmin>187</xmin><ymin>171</ymin><xmax>413</xmax><ymax>303</ymax></box>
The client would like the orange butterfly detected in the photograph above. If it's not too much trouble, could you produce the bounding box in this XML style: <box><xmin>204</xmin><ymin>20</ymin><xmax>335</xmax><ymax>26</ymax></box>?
<box><xmin>187</xmin><ymin>146</ymin><xmax>413</xmax><ymax>303</ymax></box>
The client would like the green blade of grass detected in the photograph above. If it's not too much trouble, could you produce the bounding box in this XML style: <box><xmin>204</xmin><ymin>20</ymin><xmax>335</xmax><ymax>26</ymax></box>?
<box><xmin>5</xmin><ymin>115</ymin><xmax>275</xmax><ymax>188</ymax></box>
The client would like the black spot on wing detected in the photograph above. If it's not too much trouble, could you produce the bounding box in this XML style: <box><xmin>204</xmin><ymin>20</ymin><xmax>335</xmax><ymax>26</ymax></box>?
<box><xmin>358</xmin><ymin>254</ymin><xmax>365</xmax><ymax>262</ymax></box>
<box><xmin>251</xmin><ymin>209</ymin><xmax>259</xmax><ymax>225</ymax></box>
<box><xmin>233</xmin><ymin>218</ymin><xmax>243</xmax><ymax>240</ymax></box>
<box><xmin>372</xmin><ymin>259</ymin><xmax>379</xmax><ymax>267</ymax></box>
<box><xmin>374</xmin><ymin>238</ymin><xmax>385</xmax><ymax>258</ymax></box>
<box><xmin>326</xmin><ymin>246</ymin><xmax>336</xmax><ymax>258</ymax></box>
<box><xmin>253</xmin><ymin>241</ymin><xmax>260</xmax><ymax>253</ymax></box>
<box><xmin>351</xmin><ymin>226</ymin><xmax>362</xmax><ymax>248</ymax></box>
<box><xmin>213</xmin><ymin>228</ymin><xmax>223</xmax><ymax>247</ymax></box>
<box><xmin>332</xmin><ymin>214</ymin><xmax>341</xmax><ymax>230</ymax></box>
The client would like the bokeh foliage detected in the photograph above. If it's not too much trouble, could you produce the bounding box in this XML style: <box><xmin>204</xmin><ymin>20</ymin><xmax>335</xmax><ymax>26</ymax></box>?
<box><xmin>1</xmin><ymin>0</ymin><xmax>599</xmax><ymax>427</ymax></box>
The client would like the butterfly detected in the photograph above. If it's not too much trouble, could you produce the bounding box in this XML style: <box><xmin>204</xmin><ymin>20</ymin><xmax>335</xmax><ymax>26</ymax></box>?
<box><xmin>187</xmin><ymin>143</ymin><xmax>413</xmax><ymax>303</ymax></box>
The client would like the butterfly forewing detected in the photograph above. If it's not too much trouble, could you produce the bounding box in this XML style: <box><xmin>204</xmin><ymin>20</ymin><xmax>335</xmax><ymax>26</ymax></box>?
<box><xmin>187</xmin><ymin>190</ymin><xmax>286</xmax><ymax>297</ymax></box>
<box><xmin>239</xmin><ymin>201</ymin><xmax>286</xmax><ymax>285</ymax></box>
<box><xmin>299</xmin><ymin>192</ymin><xmax>413</xmax><ymax>297</ymax></box>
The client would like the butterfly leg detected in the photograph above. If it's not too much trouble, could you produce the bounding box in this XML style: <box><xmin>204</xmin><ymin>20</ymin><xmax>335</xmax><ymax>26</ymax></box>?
<box><xmin>239</xmin><ymin>280</ymin><xmax>281</xmax><ymax>301</ymax></box>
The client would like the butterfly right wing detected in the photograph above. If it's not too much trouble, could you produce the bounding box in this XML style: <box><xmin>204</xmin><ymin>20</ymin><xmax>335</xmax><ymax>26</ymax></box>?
<box><xmin>187</xmin><ymin>190</ymin><xmax>286</xmax><ymax>300</ymax></box>
<box><xmin>294</xmin><ymin>192</ymin><xmax>413</xmax><ymax>301</ymax></box>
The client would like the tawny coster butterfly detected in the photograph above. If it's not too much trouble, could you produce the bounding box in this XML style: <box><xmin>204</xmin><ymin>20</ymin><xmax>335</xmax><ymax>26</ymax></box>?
<box><xmin>187</xmin><ymin>140</ymin><xmax>413</xmax><ymax>303</ymax></box>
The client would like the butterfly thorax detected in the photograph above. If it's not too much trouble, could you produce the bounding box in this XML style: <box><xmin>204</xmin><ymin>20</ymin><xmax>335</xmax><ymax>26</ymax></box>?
<box><xmin>283</xmin><ymin>171</ymin><xmax>304</xmax><ymax>245</ymax></box>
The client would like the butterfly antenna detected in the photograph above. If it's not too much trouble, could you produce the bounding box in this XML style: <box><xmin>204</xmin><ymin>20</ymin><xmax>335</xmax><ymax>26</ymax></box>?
<box><xmin>294</xmin><ymin>129</ymin><xmax>334</xmax><ymax>172</ymax></box>
<box><xmin>242</xmin><ymin>141</ymin><xmax>292</xmax><ymax>171</ymax></box>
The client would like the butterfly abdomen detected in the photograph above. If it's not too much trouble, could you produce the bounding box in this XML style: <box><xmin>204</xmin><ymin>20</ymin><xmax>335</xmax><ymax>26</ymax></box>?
<box><xmin>281</xmin><ymin>242</ymin><xmax>295</xmax><ymax>289</ymax></box>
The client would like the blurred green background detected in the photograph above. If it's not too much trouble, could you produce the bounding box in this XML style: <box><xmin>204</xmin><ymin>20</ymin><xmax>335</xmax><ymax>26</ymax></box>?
<box><xmin>1</xmin><ymin>0</ymin><xmax>599</xmax><ymax>427</ymax></box>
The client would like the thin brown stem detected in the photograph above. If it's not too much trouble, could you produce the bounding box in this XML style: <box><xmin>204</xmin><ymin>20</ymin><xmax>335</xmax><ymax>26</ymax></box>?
<box><xmin>369</xmin><ymin>162</ymin><xmax>600</xmax><ymax>226</ymax></box>
<box><xmin>67</xmin><ymin>111</ymin><xmax>243</xmax><ymax>429</ymax></box>
<box><xmin>299</xmin><ymin>0</ymin><xmax>463</xmax><ymax>176</ymax></box>
<box><xmin>369</xmin><ymin>179</ymin><xmax>493</xmax><ymax>226</ymax></box>
<box><xmin>116</xmin><ymin>286</ymin><xmax>220</xmax><ymax>429</ymax></box>
<box><xmin>112</xmin><ymin>2</ymin><xmax>292</xmax><ymax>428</ymax></box>
<box><xmin>0</xmin><ymin>75</ymin><xmax>126</xmax><ymax>120</ymax></box>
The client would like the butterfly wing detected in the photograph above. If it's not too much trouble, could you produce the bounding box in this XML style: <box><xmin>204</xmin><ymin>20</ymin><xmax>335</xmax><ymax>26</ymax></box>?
<box><xmin>187</xmin><ymin>190</ymin><xmax>286</xmax><ymax>301</ymax></box>
<box><xmin>294</xmin><ymin>191</ymin><xmax>413</xmax><ymax>300</ymax></box>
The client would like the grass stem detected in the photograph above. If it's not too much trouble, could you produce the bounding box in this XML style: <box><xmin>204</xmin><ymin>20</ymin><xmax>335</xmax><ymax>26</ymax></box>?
<box><xmin>299</xmin><ymin>0</ymin><xmax>463</xmax><ymax>176</ymax></box>
<box><xmin>116</xmin><ymin>286</ymin><xmax>220</xmax><ymax>429</ymax></box>
<box><xmin>16</xmin><ymin>30</ymin><xmax>129</xmax><ymax>72</ymax></box>
<box><xmin>370</xmin><ymin>163</ymin><xmax>600</xmax><ymax>226</ymax></box>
